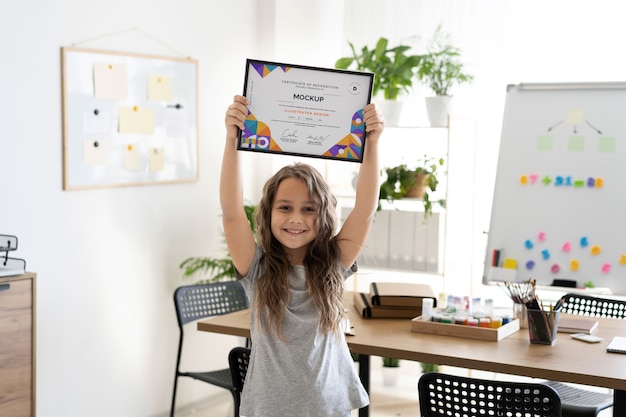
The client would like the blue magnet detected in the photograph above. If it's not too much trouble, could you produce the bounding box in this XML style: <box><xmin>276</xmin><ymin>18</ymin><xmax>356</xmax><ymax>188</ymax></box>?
<box><xmin>580</xmin><ymin>236</ymin><xmax>589</xmax><ymax>247</ymax></box>
<box><xmin>524</xmin><ymin>239</ymin><xmax>534</xmax><ymax>249</ymax></box>
<box><xmin>526</xmin><ymin>260</ymin><xmax>535</xmax><ymax>270</ymax></box>
<box><xmin>541</xmin><ymin>249</ymin><xmax>550</xmax><ymax>260</ymax></box>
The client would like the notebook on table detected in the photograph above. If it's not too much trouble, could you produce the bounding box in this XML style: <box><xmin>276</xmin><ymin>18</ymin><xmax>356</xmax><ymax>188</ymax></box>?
<box><xmin>606</xmin><ymin>336</ymin><xmax>626</xmax><ymax>354</ymax></box>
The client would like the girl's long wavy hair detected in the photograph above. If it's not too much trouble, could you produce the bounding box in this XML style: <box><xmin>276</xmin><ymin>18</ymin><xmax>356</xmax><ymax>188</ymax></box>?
<box><xmin>254</xmin><ymin>163</ymin><xmax>344</xmax><ymax>340</ymax></box>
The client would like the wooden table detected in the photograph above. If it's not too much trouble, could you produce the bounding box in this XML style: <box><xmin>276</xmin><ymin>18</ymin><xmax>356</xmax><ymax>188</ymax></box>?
<box><xmin>198</xmin><ymin>291</ymin><xmax>626</xmax><ymax>417</ymax></box>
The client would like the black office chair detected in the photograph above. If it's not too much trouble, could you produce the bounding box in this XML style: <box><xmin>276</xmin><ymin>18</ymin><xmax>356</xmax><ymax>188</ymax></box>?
<box><xmin>228</xmin><ymin>346</ymin><xmax>251</xmax><ymax>417</ymax></box>
<box><xmin>541</xmin><ymin>293</ymin><xmax>625</xmax><ymax>417</ymax></box>
<box><xmin>418</xmin><ymin>372</ymin><xmax>562</xmax><ymax>417</ymax></box>
<box><xmin>171</xmin><ymin>281</ymin><xmax>249</xmax><ymax>417</ymax></box>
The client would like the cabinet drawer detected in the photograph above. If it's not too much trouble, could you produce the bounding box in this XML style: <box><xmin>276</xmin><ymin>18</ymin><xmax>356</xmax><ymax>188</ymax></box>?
<box><xmin>0</xmin><ymin>277</ymin><xmax>33</xmax><ymax>417</ymax></box>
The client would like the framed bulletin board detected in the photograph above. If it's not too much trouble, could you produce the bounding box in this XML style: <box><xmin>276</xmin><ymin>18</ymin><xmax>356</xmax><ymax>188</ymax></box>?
<box><xmin>61</xmin><ymin>47</ymin><xmax>198</xmax><ymax>190</ymax></box>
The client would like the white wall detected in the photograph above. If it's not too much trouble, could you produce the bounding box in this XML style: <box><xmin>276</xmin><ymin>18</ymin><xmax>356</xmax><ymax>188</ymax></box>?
<box><xmin>0</xmin><ymin>1</ymin><xmax>259</xmax><ymax>416</ymax></box>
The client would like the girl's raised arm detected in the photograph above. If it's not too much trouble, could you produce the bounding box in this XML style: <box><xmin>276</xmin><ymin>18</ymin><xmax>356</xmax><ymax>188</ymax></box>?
<box><xmin>337</xmin><ymin>104</ymin><xmax>384</xmax><ymax>269</ymax></box>
<box><xmin>220</xmin><ymin>95</ymin><xmax>257</xmax><ymax>277</ymax></box>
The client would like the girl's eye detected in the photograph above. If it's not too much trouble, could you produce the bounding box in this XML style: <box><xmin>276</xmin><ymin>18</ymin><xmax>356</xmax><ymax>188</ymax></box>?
<box><xmin>277</xmin><ymin>205</ymin><xmax>291</xmax><ymax>211</ymax></box>
<box><xmin>303</xmin><ymin>206</ymin><xmax>316</xmax><ymax>213</ymax></box>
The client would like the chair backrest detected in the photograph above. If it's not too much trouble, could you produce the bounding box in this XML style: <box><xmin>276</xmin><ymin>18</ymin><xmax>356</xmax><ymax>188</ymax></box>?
<box><xmin>228</xmin><ymin>346</ymin><xmax>251</xmax><ymax>395</ymax></box>
<box><xmin>559</xmin><ymin>293</ymin><xmax>626</xmax><ymax>319</ymax></box>
<box><xmin>174</xmin><ymin>281</ymin><xmax>249</xmax><ymax>328</ymax></box>
<box><xmin>418</xmin><ymin>372</ymin><xmax>562</xmax><ymax>417</ymax></box>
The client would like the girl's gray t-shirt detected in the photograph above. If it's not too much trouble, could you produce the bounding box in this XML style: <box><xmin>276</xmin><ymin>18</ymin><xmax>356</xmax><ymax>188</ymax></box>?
<box><xmin>239</xmin><ymin>246</ymin><xmax>369</xmax><ymax>417</ymax></box>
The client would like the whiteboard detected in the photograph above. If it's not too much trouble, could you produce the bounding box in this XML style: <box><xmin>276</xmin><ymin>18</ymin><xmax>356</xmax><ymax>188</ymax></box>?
<box><xmin>483</xmin><ymin>82</ymin><xmax>626</xmax><ymax>295</ymax></box>
<box><xmin>61</xmin><ymin>47</ymin><xmax>198</xmax><ymax>190</ymax></box>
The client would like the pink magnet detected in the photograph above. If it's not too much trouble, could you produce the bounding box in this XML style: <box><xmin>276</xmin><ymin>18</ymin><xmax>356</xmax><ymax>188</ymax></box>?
<box><xmin>538</xmin><ymin>232</ymin><xmax>546</xmax><ymax>242</ymax></box>
<box><xmin>602</xmin><ymin>263</ymin><xmax>611</xmax><ymax>273</ymax></box>
<box><xmin>550</xmin><ymin>264</ymin><xmax>560</xmax><ymax>274</ymax></box>
<box><xmin>562</xmin><ymin>242</ymin><xmax>571</xmax><ymax>252</ymax></box>
<box><xmin>529</xmin><ymin>174</ymin><xmax>538</xmax><ymax>184</ymax></box>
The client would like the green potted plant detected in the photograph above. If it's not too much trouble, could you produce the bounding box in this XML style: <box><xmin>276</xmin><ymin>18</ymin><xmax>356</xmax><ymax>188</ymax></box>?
<box><xmin>415</xmin><ymin>25</ymin><xmax>474</xmax><ymax>127</ymax></box>
<box><xmin>378</xmin><ymin>155</ymin><xmax>445</xmax><ymax>221</ymax></box>
<box><xmin>381</xmin><ymin>357</ymin><xmax>401</xmax><ymax>386</ymax></box>
<box><xmin>179</xmin><ymin>204</ymin><xmax>257</xmax><ymax>282</ymax></box>
<box><xmin>335</xmin><ymin>37</ymin><xmax>421</xmax><ymax>126</ymax></box>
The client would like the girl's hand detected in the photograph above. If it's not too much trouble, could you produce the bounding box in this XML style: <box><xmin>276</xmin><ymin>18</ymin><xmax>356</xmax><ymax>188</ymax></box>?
<box><xmin>225</xmin><ymin>95</ymin><xmax>249</xmax><ymax>140</ymax></box>
<box><xmin>363</xmin><ymin>103</ymin><xmax>384</xmax><ymax>143</ymax></box>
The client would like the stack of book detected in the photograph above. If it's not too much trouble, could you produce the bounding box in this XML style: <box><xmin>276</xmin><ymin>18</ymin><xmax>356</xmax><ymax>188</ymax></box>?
<box><xmin>353</xmin><ymin>282</ymin><xmax>437</xmax><ymax>318</ymax></box>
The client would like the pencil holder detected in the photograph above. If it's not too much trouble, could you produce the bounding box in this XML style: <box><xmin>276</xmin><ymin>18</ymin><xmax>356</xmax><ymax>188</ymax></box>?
<box><xmin>513</xmin><ymin>303</ymin><xmax>528</xmax><ymax>329</ymax></box>
<box><xmin>527</xmin><ymin>309</ymin><xmax>560</xmax><ymax>345</ymax></box>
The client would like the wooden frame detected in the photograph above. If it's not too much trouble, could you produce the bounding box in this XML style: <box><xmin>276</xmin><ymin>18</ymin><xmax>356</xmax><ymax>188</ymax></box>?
<box><xmin>61</xmin><ymin>47</ymin><xmax>198</xmax><ymax>190</ymax></box>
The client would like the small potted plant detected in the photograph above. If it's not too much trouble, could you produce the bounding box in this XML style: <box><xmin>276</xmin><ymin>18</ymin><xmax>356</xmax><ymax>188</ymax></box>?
<box><xmin>335</xmin><ymin>37</ymin><xmax>421</xmax><ymax>126</ymax></box>
<box><xmin>179</xmin><ymin>204</ymin><xmax>257</xmax><ymax>282</ymax></box>
<box><xmin>415</xmin><ymin>25</ymin><xmax>474</xmax><ymax>127</ymax></box>
<box><xmin>381</xmin><ymin>357</ymin><xmax>401</xmax><ymax>386</ymax></box>
<box><xmin>378</xmin><ymin>155</ymin><xmax>445</xmax><ymax>221</ymax></box>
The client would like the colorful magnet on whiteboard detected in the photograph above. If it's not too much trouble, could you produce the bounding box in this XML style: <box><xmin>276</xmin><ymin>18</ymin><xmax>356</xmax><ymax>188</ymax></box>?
<box><xmin>601</xmin><ymin>263</ymin><xmax>611</xmax><ymax>273</ymax></box>
<box><xmin>503</xmin><ymin>258</ymin><xmax>518</xmax><ymax>269</ymax></box>
<box><xmin>542</xmin><ymin>176</ymin><xmax>552</xmax><ymax>185</ymax></box>
<box><xmin>570</xmin><ymin>259</ymin><xmax>579</xmax><ymax>271</ymax></box>
<box><xmin>127</xmin><ymin>144</ymin><xmax>134</xmax><ymax>151</ymax></box>
<box><xmin>520</xmin><ymin>175</ymin><xmax>528</xmax><ymax>185</ymax></box>
<box><xmin>580</xmin><ymin>236</ymin><xmax>588</xmax><ymax>247</ymax></box>
<box><xmin>590</xmin><ymin>245</ymin><xmax>601</xmax><ymax>255</ymax></box>
<box><xmin>620</xmin><ymin>254</ymin><xmax>626</xmax><ymax>265</ymax></box>
<box><xmin>562</xmin><ymin>242</ymin><xmax>571</xmax><ymax>252</ymax></box>
<box><xmin>525</xmin><ymin>260</ymin><xmax>535</xmax><ymax>270</ymax></box>
<box><xmin>550</xmin><ymin>264</ymin><xmax>560</xmax><ymax>274</ymax></box>
<box><xmin>538</xmin><ymin>232</ymin><xmax>546</xmax><ymax>242</ymax></box>
<box><xmin>541</xmin><ymin>249</ymin><xmax>550</xmax><ymax>260</ymax></box>
<box><xmin>524</xmin><ymin>239</ymin><xmax>534</xmax><ymax>249</ymax></box>
<box><xmin>596</xmin><ymin>177</ymin><xmax>604</xmax><ymax>188</ymax></box>
<box><xmin>587</xmin><ymin>177</ymin><xmax>595</xmax><ymax>187</ymax></box>
<box><xmin>529</xmin><ymin>174</ymin><xmax>538</xmax><ymax>184</ymax></box>
<box><xmin>133</xmin><ymin>105</ymin><xmax>139</xmax><ymax>111</ymax></box>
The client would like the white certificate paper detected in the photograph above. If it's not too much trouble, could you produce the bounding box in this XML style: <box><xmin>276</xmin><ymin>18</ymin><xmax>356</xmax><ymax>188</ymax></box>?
<box><xmin>238</xmin><ymin>59</ymin><xmax>374</xmax><ymax>162</ymax></box>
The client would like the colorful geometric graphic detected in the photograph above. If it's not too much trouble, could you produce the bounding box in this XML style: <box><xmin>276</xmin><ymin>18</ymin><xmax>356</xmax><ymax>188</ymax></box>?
<box><xmin>239</xmin><ymin>109</ymin><xmax>283</xmax><ymax>152</ymax></box>
<box><xmin>323</xmin><ymin>109</ymin><xmax>365</xmax><ymax>160</ymax></box>
<box><xmin>251</xmin><ymin>62</ymin><xmax>292</xmax><ymax>78</ymax></box>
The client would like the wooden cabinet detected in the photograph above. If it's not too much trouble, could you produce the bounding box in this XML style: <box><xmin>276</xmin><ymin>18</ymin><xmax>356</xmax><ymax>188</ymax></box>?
<box><xmin>0</xmin><ymin>272</ymin><xmax>36</xmax><ymax>417</ymax></box>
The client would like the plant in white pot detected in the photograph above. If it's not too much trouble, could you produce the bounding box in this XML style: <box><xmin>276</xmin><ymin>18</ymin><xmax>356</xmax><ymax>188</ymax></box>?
<box><xmin>381</xmin><ymin>357</ymin><xmax>401</xmax><ymax>386</ymax></box>
<box><xmin>335</xmin><ymin>37</ymin><xmax>421</xmax><ymax>126</ymax></box>
<box><xmin>415</xmin><ymin>26</ymin><xmax>474</xmax><ymax>127</ymax></box>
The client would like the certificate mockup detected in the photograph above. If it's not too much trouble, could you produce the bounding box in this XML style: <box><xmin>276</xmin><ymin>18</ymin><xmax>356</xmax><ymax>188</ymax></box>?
<box><xmin>238</xmin><ymin>59</ymin><xmax>374</xmax><ymax>162</ymax></box>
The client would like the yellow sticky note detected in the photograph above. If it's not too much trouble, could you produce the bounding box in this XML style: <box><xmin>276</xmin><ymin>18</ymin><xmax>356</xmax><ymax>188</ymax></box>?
<box><xmin>149</xmin><ymin>147</ymin><xmax>165</xmax><ymax>172</ymax></box>
<box><xmin>503</xmin><ymin>258</ymin><xmax>518</xmax><ymax>269</ymax></box>
<box><xmin>148</xmin><ymin>75</ymin><xmax>172</xmax><ymax>101</ymax></box>
<box><xmin>123</xmin><ymin>143</ymin><xmax>141</xmax><ymax>170</ymax></box>
<box><xmin>566</xmin><ymin>108</ymin><xmax>584</xmax><ymax>125</ymax></box>
<box><xmin>93</xmin><ymin>63</ymin><xmax>128</xmax><ymax>100</ymax></box>
<box><xmin>119</xmin><ymin>106</ymin><xmax>155</xmax><ymax>135</ymax></box>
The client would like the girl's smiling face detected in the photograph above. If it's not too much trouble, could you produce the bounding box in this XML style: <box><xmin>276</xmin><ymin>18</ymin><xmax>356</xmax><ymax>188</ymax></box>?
<box><xmin>271</xmin><ymin>177</ymin><xmax>319</xmax><ymax>264</ymax></box>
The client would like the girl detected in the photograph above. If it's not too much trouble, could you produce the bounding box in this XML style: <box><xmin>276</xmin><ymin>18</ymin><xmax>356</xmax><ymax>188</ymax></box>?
<box><xmin>220</xmin><ymin>95</ymin><xmax>383</xmax><ymax>417</ymax></box>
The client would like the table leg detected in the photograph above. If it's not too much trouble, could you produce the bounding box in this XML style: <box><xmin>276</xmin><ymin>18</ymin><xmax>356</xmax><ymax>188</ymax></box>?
<box><xmin>358</xmin><ymin>354</ymin><xmax>370</xmax><ymax>417</ymax></box>
<box><xmin>614</xmin><ymin>389</ymin><xmax>626</xmax><ymax>416</ymax></box>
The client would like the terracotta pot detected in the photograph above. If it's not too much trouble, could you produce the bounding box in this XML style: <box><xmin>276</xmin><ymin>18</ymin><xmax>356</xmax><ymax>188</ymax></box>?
<box><xmin>406</xmin><ymin>172</ymin><xmax>430</xmax><ymax>198</ymax></box>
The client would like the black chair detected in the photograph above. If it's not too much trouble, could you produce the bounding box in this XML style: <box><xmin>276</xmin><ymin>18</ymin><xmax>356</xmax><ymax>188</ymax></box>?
<box><xmin>228</xmin><ymin>346</ymin><xmax>251</xmax><ymax>417</ymax></box>
<box><xmin>542</xmin><ymin>293</ymin><xmax>626</xmax><ymax>417</ymax></box>
<box><xmin>559</xmin><ymin>293</ymin><xmax>626</xmax><ymax>319</ymax></box>
<box><xmin>171</xmin><ymin>281</ymin><xmax>249</xmax><ymax>417</ymax></box>
<box><xmin>418</xmin><ymin>372</ymin><xmax>561</xmax><ymax>417</ymax></box>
